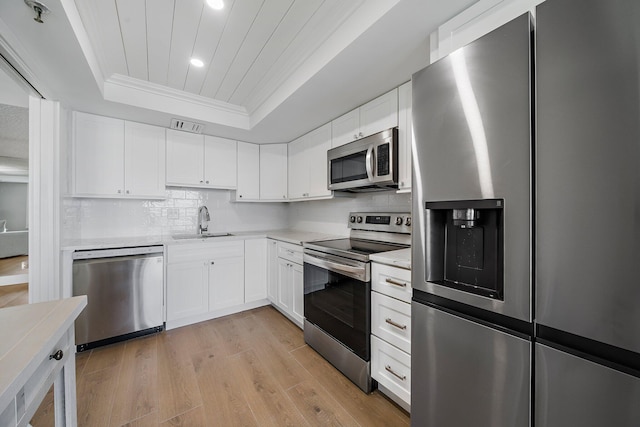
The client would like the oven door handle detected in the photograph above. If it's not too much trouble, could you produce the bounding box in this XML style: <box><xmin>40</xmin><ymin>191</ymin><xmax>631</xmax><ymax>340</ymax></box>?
<box><xmin>365</xmin><ymin>145</ymin><xmax>375</xmax><ymax>181</ymax></box>
<box><xmin>303</xmin><ymin>253</ymin><xmax>368</xmax><ymax>282</ymax></box>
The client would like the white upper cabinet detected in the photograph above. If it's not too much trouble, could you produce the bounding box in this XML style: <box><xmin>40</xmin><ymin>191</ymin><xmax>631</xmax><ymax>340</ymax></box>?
<box><xmin>73</xmin><ymin>112</ymin><xmax>165</xmax><ymax>199</ymax></box>
<box><xmin>288</xmin><ymin>123</ymin><xmax>332</xmax><ymax>200</ymax></box>
<box><xmin>306</xmin><ymin>124</ymin><xmax>332</xmax><ymax>198</ymax></box>
<box><xmin>124</xmin><ymin>122</ymin><xmax>166</xmax><ymax>197</ymax></box>
<box><xmin>166</xmin><ymin>130</ymin><xmax>237</xmax><ymax>189</ymax></box>
<box><xmin>259</xmin><ymin>144</ymin><xmax>288</xmax><ymax>201</ymax></box>
<box><xmin>397</xmin><ymin>81</ymin><xmax>412</xmax><ymax>191</ymax></box>
<box><xmin>165</xmin><ymin>130</ymin><xmax>203</xmax><ymax>186</ymax></box>
<box><xmin>331</xmin><ymin>89</ymin><xmax>399</xmax><ymax>148</ymax></box>
<box><xmin>236</xmin><ymin>142</ymin><xmax>260</xmax><ymax>201</ymax></box>
<box><xmin>73</xmin><ymin>112</ymin><xmax>125</xmax><ymax>196</ymax></box>
<box><xmin>204</xmin><ymin>136</ymin><xmax>237</xmax><ymax>189</ymax></box>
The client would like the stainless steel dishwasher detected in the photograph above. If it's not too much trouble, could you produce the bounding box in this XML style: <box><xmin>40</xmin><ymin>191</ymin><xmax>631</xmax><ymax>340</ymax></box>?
<box><xmin>72</xmin><ymin>245</ymin><xmax>164</xmax><ymax>351</ymax></box>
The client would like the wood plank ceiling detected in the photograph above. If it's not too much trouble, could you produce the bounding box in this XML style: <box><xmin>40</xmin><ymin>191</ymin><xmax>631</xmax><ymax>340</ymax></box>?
<box><xmin>74</xmin><ymin>0</ymin><xmax>365</xmax><ymax>111</ymax></box>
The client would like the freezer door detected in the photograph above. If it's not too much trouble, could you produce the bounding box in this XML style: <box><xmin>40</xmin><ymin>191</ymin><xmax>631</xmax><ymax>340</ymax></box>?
<box><xmin>536</xmin><ymin>343</ymin><xmax>640</xmax><ymax>426</ymax></box>
<box><xmin>411</xmin><ymin>301</ymin><xmax>531</xmax><ymax>427</ymax></box>
<box><xmin>536</xmin><ymin>0</ymin><xmax>640</xmax><ymax>352</ymax></box>
<box><xmin>412</xmin><ymin>13</ymin><xmax>532</xmax><ymax>322</ymax></box>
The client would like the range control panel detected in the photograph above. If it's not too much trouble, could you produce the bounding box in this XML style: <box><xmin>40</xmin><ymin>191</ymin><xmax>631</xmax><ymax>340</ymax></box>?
<box><xmin>348</xmin><ymin>212</ymin><xmax>411</xmax><ymax>233</ymax></box>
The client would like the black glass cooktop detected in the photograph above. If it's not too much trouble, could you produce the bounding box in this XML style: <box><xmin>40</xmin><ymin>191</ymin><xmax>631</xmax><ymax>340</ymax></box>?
<box><xmin>304</xmin><ymin>238</ymin><xmax>407</xmax><ymax>262</ymax></box>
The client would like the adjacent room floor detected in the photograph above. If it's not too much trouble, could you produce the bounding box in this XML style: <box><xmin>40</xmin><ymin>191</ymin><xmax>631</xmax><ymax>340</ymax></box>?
<box><xmin>30</xmin><ymin>305</ymin><xmax>410</xmax><ymax>426</ymax></box>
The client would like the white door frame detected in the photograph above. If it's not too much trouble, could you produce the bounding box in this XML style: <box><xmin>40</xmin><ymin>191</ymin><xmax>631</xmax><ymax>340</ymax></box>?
<box><xmin>28</xmin><ymin>96</ymin><xmax>61</xmax><ymax>302</ymax></box>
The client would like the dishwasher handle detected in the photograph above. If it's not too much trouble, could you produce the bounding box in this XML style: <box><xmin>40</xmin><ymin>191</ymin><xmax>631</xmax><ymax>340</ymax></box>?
<box><xmin>73</xmin><ymin>245</ymin><xmax>163</xmax><ymax>260</ymax></box>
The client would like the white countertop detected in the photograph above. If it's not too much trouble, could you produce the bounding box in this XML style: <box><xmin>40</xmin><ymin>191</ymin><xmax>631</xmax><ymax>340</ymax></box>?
<box><xmin>61</xmin><ymin>229</ymin><xmax>345</xmax><ymax>250</ymax></box>
<box><xmin>369</xmin><ymin>247</ymin><xmax>412</xmax><ymax>269</ymax></box>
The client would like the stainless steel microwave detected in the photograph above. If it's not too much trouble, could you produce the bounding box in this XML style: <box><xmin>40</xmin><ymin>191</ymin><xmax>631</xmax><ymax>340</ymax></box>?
<box><xmin>327</xmin><ymin>128</ymin><xmax>398</xmax><ymax>192</ymax></box>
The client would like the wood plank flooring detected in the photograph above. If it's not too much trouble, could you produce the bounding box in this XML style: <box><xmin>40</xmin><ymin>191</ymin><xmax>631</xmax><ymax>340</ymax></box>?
<box><xmin>0</xmin><ymin>255</ymin><xmax>28</xmax><ymax>276</ymax></box>
<box><xmin>0</xmin><ymin>283</ymin><xmax>28</xmax><ymax>308</ymax></box>
<box><xmin>31</xmin><ymin>305</ymin><xmax>410</xmax><ymax>427</ymax></box>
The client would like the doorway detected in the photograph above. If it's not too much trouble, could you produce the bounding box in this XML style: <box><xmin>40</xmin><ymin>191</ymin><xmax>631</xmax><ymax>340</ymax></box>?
<box><xmin>0</xmin><ymin>67</ymin><xmax>30</xmax><ymax>307</ymax></box>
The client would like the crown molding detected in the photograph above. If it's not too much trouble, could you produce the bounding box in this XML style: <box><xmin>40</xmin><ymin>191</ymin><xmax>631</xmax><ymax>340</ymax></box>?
<box><xmin>104</xmin><ymin>74</ymin><xmax>251</xmax><ymax>130</ymax></box>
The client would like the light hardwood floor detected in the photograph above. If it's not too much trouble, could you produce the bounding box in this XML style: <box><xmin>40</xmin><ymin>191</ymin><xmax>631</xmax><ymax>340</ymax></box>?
<box><xmin>31</xmin><ymin>306</ymin><xmax>410</xmax><ymax>427</ymax></box>
<box><xmin>0</xmin><ymin>283</ymin><xmax>28</xmax><ymax>308</ymax></box>
<box><xmin>0</xmin><ymin>255</ymin><xmax>28</xmax><ymax>276</ymax></box>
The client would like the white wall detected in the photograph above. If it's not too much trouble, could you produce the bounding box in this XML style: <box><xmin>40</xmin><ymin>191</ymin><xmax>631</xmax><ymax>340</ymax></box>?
<box><xmin>0</xmin><ymin>182</ymin><xmax>28</xmax><ymax>230</ymax></box>
<box><xmin>289</xmin><ymin>191</ymin><xmax>411</xmax><ymax>236</ymax></box>
<box><xmin>62</xmin><ymin>187</ymin><xmax>290</xmax><ymax>240</ymax></box>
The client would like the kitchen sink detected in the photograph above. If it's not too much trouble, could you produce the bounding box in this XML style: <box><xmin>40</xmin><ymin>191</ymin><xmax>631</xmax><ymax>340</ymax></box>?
<box><xmin>172</xmin><ymin>232</ymin><xmax>234</xmax><ymax>240</ymax></box>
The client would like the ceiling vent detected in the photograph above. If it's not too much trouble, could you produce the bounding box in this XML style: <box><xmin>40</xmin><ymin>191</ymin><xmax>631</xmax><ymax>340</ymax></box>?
<box><xmin>170</xmin><ymin>118</ymin><xmax>204</xmax><ymax>134</ymax></box>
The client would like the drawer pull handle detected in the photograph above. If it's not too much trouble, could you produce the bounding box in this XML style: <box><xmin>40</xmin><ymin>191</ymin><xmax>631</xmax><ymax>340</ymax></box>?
<box><xmin>385</xmin><ymin>318</ymin><xmax>407</xmax><ymax>330</ymax></box>
<box><xmin>49</xmin><ymin>350</ymin><xmax>64</xmax><ymax>361</ymax></box>
<box><xmin>385</xmin><ymin>365</ymin><xmax>406</xmax><ymax>381</ymax></box>
<box><xmin>385</xmin><ymin>278</ymin><xmax>407</xmax><ymax>287</ymax></box>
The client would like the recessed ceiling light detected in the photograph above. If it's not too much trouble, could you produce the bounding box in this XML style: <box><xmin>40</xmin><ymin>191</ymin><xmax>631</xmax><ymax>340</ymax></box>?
<box><xmin>206</xmin><ymin>0</ymin><xmax>224</xmax><ymax>10</ymax></box>
<box><xmin>190</xmin><ymin>58</ymin><xmax>204</xmax><ymax>68</ymax></box>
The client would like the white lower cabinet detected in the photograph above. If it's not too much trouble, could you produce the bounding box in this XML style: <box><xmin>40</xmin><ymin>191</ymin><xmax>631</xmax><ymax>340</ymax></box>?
<box><xmin>371</xmin><ymin>335</ymin><xmax>411</xmax><ymax>406</ymax></box>
<box><xmin>266</xmin><ymin>239</ymin><xmax>279</xmax><ymax>303</ymax></box>
<box><xmin>371</xmin><ymin>261</ymin><xmax>412</xmax><ymax>411</ymax></box>
<box><xmin>166</xmin><ymin>239</ymin><xmax>268</xmax><ymax>329</ymax></box>
<box><xmin>269</xmin><ymin>241</ymin><xmax>304</xmax><ymax>328</ymax></box>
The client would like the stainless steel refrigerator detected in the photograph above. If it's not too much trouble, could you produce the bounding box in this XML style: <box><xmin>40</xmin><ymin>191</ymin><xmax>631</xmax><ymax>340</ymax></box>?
<box><xmin>411</xmin><ymin>13</ymin><xmax>533</xmax><ymax>427</ymax></box>
<box><xmin>535</xmin><ymin>0</ymin><xmax>640</xmax><ymax>425</ymax></box>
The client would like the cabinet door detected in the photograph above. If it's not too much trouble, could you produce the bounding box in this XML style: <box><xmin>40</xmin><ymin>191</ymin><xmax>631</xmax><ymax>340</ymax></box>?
<box><xmin>204</xmin><ymin>135</ymin><xmax>237</xmax><ymax>189</ymax></box>
<box><xmin>245</xmin><ymin>239</ymin><xmax>267</xmax><ymax>303</ymax></box>
<box><xmin>166</xmin><ymin>129</ymin><xmax>204</xmax><ymax>186</ymax></box>
<box><xmin>259</xmin><ymin>143</ymin><xmax>288</xmax><ymax>200</ymax></box>
<box><xmin>209</xmin><ymin>255</ymin><xmax>245</xmax><ymax>311</ymax></box>
<box><xmin>331</xmin><ymin>109</ymin><xmax>359</xmax><ymax>148</ymax></box>
<box><xmin>266</xmin><ymin>239</ymin><xmax>278</xmax><ymax>303</ymax></box>
<box><xmin>277</xmin><ymin>258</ymin><xmax>292</xmax><ymax>312</ymax></box>
<box><xmin>74</xmin><ymin>112</ymin><xmax>125</xmax><ymax>196</ymax></box>
<box><xmin>397</xmin><ymin>82</ymin><xmax>412</xmax><ymax>191</ymax></box>
<box><xmin>236</xmin><ymin>142</ymin><xmax>260</xmax><ymax>200</ymax></box>
<box><xmin>166</xmin><ymin>261</ymin><xmax>208</xmax><ymax>321</ymax></box>
<box><xmin>306</xmin><ymin>123</ymin><xmax>332</xmax><ymax>198</ymax></box>
<box><xmin>359</xmin><ymin>88</ymin><xmax>398</xmax><ymax>138</ymax></box>
<box><xmin>287</xmin><ymin>135</ymin><xmax>308</xmax><ymax>199</ymax></box>
<box><xmin>291</xmin><ymin>262</ymin><xmax>304</xmax><ymax>327</ymax></box>
<box><xmin>124</xmin><ymin>122</ymin><xmax>166</xmax><ymax>197</ymax></box>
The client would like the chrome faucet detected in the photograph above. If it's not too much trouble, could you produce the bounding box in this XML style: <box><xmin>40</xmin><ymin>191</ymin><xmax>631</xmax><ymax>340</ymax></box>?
<box><xmin>198</xmin><ymin>206</ymin><xmax>210</xmax><ymax>234</ymax></box>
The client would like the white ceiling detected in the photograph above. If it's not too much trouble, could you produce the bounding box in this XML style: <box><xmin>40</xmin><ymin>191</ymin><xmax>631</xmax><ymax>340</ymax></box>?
<box><xmin>0</xmin><ymin>0</ymin><xmax>477</xmax><ymax>143</ymax></box>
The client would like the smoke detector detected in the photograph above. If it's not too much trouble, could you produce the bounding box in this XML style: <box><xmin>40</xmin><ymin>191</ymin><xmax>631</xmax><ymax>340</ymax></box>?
<box><xmin>24</xmin><ymin>0</ymin><xmax>50</xmax><ymax>23</ymax></box>
<box><xmin>170</xmin><ymin>119</ymin><xmax>204</xmax><ymax>134</ymax></box>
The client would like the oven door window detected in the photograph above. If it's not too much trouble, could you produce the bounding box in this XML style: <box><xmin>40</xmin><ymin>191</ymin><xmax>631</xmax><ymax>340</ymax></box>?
<box><xmin>330</xmin><ymin>150</ymin><xmax>368</xmax><ymax>184</ymax></box>
<box><xmin>304</xmin><ymin>262</ymin><xmax>370</xmax><ymax>361</ymax></box>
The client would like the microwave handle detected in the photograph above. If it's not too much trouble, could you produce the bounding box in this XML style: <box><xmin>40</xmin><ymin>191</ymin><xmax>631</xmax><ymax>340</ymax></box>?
<box><xmin>365</xmin><ymin>146</ymin><xmax>375</xmax><ymax>180</ymax></box>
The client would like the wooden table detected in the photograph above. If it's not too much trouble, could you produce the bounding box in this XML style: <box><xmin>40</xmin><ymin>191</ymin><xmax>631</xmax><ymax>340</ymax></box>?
<box><xmin>0</xmin><ymin>297</ymin><xmax>87</xmax><ymax>426</ymax></box>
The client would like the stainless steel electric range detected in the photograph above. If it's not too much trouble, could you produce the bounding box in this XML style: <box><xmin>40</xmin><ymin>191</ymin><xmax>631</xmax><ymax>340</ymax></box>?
<box><xmin>302</xmin><ymin>212</ymin><xmax>411</xmax><ymax>392</ymax></box>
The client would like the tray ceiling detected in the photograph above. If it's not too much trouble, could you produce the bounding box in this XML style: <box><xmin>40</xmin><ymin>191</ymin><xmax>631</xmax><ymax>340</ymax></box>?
<box><xmin>72</xmin><ymin>0</ymin><xmax>391</xmax><ymax>129</ymax></box>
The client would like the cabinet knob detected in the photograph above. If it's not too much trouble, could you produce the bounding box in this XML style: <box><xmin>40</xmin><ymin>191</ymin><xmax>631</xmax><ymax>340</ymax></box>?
<box><xmin>117</xmin><ymin>189</ymin><xmax>122</xmax><ymax>194</ymax></box>
<box><xmin>239</xmin><ymin>195</ymin><xmax>243</xmax><ymax>198</ymax></box>
<box><xmin>126</xmin><ymin>190</ymin><xmax>130</xmax><ymax>194</ymax></box>
<box><xmin>359</xmin><ymin>132</ymin><xmax>363</xmax><ymax>137</ymax></box>
<box><xmin>206</xmin><ymin>180</ymin><xmax>210</xmax><ymax>184</ymax></box>
<box><xmin>211</xmin><ymin>261</ymin><xmax>215</xmax><ymax>265</ymax></box>
<box><xmin>49</xmin><ymin>350</ymin><xmax>63</xmax><ymax>361</ymax></box>
<box><xmin>353</xmin><ymin>134</ymin><xmax>358</xmax><ymax>139</ymax></box>
<box><xmin>200</xmin><ymin>180</ymin><xmax>204</xmax><ymax>183</ymax></box>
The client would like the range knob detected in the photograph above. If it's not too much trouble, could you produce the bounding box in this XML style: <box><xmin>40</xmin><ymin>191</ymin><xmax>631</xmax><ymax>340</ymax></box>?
<box><xmin>395</xmin><ymin>216</ymin><xmax>403</xmax><ymax>225</ymax></box>
<box><xmin>350</xmin><ymin>215</ymin><xmax>356</xmax><ymax>223</ymax></box>
<box><xmin>356</xmin><ymin>216</ymin><xmax>363</xmax><ymax>223</ymax></box>
<box><xmin>405</xmin><ymin>217</ymin><xmax>411</xmax><ymax>226</ymax></box>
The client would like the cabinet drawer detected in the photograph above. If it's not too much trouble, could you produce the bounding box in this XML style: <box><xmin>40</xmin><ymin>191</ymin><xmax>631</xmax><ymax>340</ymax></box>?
<box><xmin>277</xmin><ymin>242</ymin><xmax>303</xmax><ymax>264</ymax></box>
<box><xmin>372</xmin><ymin>291</ymin><xmax>411</xmax><ymax>354</ymax></box>
<box><xmin>372</xmin><ymin>262</ymin><xmax>411</xmax><ymax>303</ymax></box>
<box><xmin>371</xmin><ymin>335</ymin><xmax>411</xmax><ymax>407</ymax></box>
<box><xmin>168</xmin><ymin>240</ymin><xmax>244</xmax><ymax>263</ymax></box>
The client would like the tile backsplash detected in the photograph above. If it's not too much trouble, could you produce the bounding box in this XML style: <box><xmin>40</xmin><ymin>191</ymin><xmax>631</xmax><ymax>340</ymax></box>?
<box><xmin>62</xmin><ymin>189</ymin><xmax>411</xmax><ymax>240</ymax></box>
<box><xmin>62</xmin><ymin>188</ymin><xmax>290</xmax><ymax>239</ymax></box>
